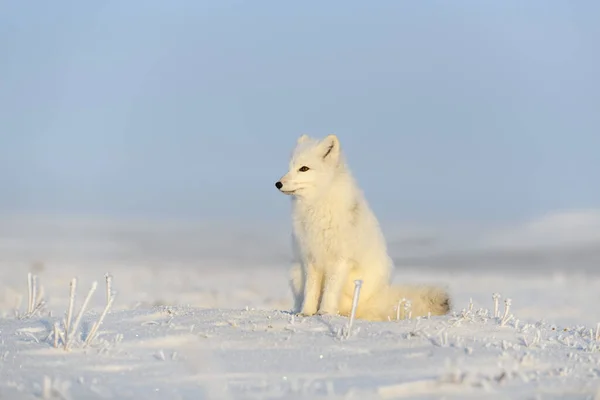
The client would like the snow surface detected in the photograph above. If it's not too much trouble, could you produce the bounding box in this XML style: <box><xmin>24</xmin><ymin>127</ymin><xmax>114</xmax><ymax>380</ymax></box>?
<box><xmin>1</xmin><ymin>214</ymin><xmax>600</xmax><ymax>399</ymax></box>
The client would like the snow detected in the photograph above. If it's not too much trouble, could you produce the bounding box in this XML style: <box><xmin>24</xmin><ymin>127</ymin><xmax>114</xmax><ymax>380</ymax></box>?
<box><xmin>1</xmin><ymin>214</ymin><xmax>600</xmax><ymax>399</ymax></box>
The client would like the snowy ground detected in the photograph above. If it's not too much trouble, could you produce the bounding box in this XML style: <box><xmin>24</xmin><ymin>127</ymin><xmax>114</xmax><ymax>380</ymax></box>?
<box><xmin>1</xmin><ymin>213</ymin><xmax>600</xmax><ymax>399</ymax></box>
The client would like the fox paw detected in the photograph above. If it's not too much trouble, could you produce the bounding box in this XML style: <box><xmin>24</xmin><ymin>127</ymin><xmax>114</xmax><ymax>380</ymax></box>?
<box><xmin>317</xmin><ymin>308</ymin><xmax>338</xmax><ymax>316</ymax></box>
<box><xmin>298</xmin><ymin>311</ymin><xmax>316</xmax><ymax>317</ymax></box>
<box><xmin>299</xmin><ymin>303</ymin><xmax>318</xmax><ymax>316</ymax></box>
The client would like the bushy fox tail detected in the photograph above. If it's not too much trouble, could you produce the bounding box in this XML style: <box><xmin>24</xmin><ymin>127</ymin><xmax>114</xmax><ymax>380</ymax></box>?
<box><xmin>347</xmin><ymin>283</ymin><xmax>451</xmax><ymax>321</ymax></box>
<box><xmin>288</xmin><ymin>262</ymin><xmax>451</xmax><ymax>321</ymax></box>
<box><xmin>384</xmin><ymin>284</ymin><xmax>451</xmax><ymax>319</ymax></box>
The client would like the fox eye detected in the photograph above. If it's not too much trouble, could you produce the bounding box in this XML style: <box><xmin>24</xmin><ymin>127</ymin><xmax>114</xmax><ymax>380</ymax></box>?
<box><xmin>298</xmin><ymin>166</ymin><xmax>310</xmax><ymax>172</ymax></box>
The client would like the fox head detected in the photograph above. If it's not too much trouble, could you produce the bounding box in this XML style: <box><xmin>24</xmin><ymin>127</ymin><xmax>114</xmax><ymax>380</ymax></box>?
<box><xmin>275</xmin><ymin>134</ymin><xmax>342</xmax><ymax>198</ymax></box>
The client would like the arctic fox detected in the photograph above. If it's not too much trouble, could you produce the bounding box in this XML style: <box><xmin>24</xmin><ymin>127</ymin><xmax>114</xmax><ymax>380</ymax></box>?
<box><xmin>275</xmin><ymin>134</ymin><xmax>451</xmax><ymax>321</ymax></box>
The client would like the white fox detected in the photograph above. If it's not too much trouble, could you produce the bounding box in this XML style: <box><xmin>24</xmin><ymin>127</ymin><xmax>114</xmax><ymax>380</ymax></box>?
<box><xmin>275</xmin><ymin>134</ymin><xmax>451</xmax><ymax>321</ymax></box>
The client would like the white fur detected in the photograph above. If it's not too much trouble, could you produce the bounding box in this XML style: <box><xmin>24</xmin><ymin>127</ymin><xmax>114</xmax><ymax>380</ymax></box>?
<box><xmin>276</xmin><ymin>134</ymin><xmax>451</xmax><ymax>321</ymax></box>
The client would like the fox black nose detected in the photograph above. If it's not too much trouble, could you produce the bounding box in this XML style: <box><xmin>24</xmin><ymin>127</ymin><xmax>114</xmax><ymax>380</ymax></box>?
<box><xmin>275</xmin><ymin>181</ymin><xmax>283</xmax><ymax>189</ymax></box>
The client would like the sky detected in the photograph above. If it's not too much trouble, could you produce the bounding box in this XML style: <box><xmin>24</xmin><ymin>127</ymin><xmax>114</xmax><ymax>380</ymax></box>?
<box><xmin>1</xmin><ymin>1</ymin><xmax>599</xmax><ymax>225</ymax></box>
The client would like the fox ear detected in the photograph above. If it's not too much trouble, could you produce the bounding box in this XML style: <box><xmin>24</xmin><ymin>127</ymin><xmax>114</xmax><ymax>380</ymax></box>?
<box><xmin>321</xmin><ymin>134</ymin><xmax>340</xmax><ymax>162</ymax></box>
<box><xmin>297</xmin><ymin>134</ymin><xmax>310</xmax><ymax>144</ymax></box>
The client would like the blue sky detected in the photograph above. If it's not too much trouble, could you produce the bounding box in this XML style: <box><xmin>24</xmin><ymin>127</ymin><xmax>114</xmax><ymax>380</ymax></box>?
<box><xmin>1</xmin><ymin>1</ymin><xmax>599</xmax><ymax>224</ymax></box>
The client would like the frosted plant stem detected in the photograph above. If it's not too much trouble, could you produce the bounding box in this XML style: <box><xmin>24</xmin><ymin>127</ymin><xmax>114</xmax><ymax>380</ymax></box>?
<box><xmin>30</xmin><ymin>275</ymin><xmax>37</xmax><ymax>315</ymax></box>
<box><xmin>57</xmin><ymin>329</ymin><xmax>65</xmax><ymax>348</ymax></box>
<box><xmin>537</xmin><ymin>330</ymin><xmax>542</xmax><ymax>344</ymax></box>
<box><xmin>65</xmin><ymin>279</ymin><xmax>77</xmax><ymax>348</ymax></box>
<box><xmin>345</xmin><ymin>280</ymin><xmax>363</xmax><ymax>338</ymax></box>
<box><xmin>396</xmin><ymin>299</ymin><xmax>404</xmax><ymax>321</ymax></box>
<box><xmin>53</xmin><ymin>322</ymin><xmax>60</xmax><ymax>348</ymax></box>
<box><xmin>492</xmin><ymin>293</ymin><xmax>501</xmax><ymax>318</ymax></box>
<box><xmin>85</xmin><ymin>294</ymin><xmax>115</xmax><ymax>346</ymax></box>
<box><xmin>105</xmin><ymin>273</ymin><xmax>112</xmax><ymax>307</ymax></box>
<box><xmin>405</xmin><ymin>300</ymin><xmax>412</xmax><ymax>320</ymax></box>
<box><xmin>66</xmin><ymin>281</ymin><xmax>97</xmax><ymax>350</ymax></box>
<box><xmin>500</xmin><ymin>298</ymin><xmax>512</xmax><ymax>326</ymax></box>
<box><xmin>36</xmin><ymin>285</ymin><xmax>45</xmax><ymax>309</ymax></box>
<box><xmin>596</xmin><ymin>323</ymin><xmax>600</xmax><ymax>342</ymax></box>
<box><xmin>27</xmin><ymin>273</ymin><xmax>33</xmax><ymax>314</ymax></box>
<box><xmin>30</xmin><ymin>300</ymin><xmax>46</xmax><ymax>317</ymax></box>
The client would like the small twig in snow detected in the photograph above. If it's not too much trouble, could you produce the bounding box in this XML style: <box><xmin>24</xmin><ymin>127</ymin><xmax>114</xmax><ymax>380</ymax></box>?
<box><xmin>22</xmin><ymin>331</ymin><xmax>39</xmax><ymax>343</ymax></box>
<box><xmin>104</xmin><ymin>273</ymin><xmax>113</xmax><ymax>307</ymax></box>
<box><xmin>65</xmin><ymin>279</ymin><xmax>77</xmax><ymax>347</ymax></box>
<box><xmin>66</xmin><ymin>281</ymin><xmax>97</xmax><ymax>350</ymax></box>
<box><xmin>500</xmin><ymin>298</ymin><xmax>512</xmax><ymax>326</ymax></box>
<box><xmin>27</xmin><ymin>273</ymin><xmax>34</xmax><ymax>314</ymax></box>
<box><xmin>31</xmin><ymin>274</ymin><xmax>37</xmax><ymax>315</ymax></box>
<box><xmin>492</xmin><ymin>293</ymin><xmax>501</xmax><ymax>318</ymax></box>
<box><xmin>344</xmin><ymin>280</ymin><xmax>363</xmax><ymax>338</ymax></box>
<box><xmin>85</xmin><ymin>294</ymin><xmax>115</xmax><ymax>346</ymax></box>
<box><xmin>20</xmin><ymin>274</ymin><xmax>46</xmax><ymax>319</ymax></box>
<box><xmin>396</xmin><ymin>298</ymin><xmax>406</xmax><ymax>321</ymax></box>
<box><xmin>53</xmin><ymin>322</ymin><xmax>60</xmax><ymax>348</ymax></box>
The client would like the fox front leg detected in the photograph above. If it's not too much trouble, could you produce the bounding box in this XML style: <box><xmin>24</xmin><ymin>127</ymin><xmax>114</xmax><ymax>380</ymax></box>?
<box><xmin>300</xmin><ymin>264</ymin><xmax>323</xmax><ymax>316</ymax></box>
<box><xmin>288</xmin><ymin>263</ymin><xmax>305</xmax><ymax>314</ymax></box>
<box><xmin>318</xmin><ymin>262</ymin><xmax>349</xmax><ymax>316</ymax></box>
